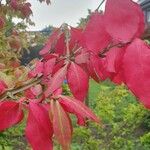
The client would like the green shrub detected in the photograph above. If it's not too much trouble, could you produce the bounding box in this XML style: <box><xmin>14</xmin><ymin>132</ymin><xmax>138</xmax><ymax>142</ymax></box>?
<box><xmin>71</xmin><ymin>81</ymin><xmax>150</xmax><ymax>150</ymax></box>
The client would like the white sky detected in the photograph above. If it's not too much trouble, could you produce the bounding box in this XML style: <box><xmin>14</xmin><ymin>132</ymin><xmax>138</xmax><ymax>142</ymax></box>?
<box><xmin>27</xmin><ymin>0</ymin><xmax>138</xmax><ymax>31</ymax></box>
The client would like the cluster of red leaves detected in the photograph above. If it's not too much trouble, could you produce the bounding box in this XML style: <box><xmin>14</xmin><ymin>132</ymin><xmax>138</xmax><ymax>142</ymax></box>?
<box><xmin>10</xmin><ymin>0</ymin><xmax>32</xmax><ymax>18</ymax></box>
<box><xmin>0</xmin><ymin>0</ymin><xmax>149</xmax><ymax>150</ymax></box>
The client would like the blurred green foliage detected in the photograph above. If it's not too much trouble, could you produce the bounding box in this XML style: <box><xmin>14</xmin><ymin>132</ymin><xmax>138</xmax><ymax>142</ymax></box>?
<box><xmin>71</xmin><ymin>80</ymin><xmax>150</xmax><ymax>150</ymax></box>
<box><xmin>0</xmin><ymin>80</ymin><xmax>150</xmax><ymax>150</ymax></box>
<box><xmin>0</xmin><ymin>118</ymin><xmax>29</xmax><ymax>150</ymax></box>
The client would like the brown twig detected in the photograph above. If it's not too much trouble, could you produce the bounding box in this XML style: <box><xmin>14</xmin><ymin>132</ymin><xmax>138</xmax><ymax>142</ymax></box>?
<box><xmin>99</xmin><ymin>42</ymin><xmax>131</xmax><ymax>57</ymax></box>
<box><xmin>96</xmin><ymin>0</ymin><xmax>105</xmax><ymax>11</ymax></box>
<box><xmin>0</xmin><ymin>77</ymin><xmax>41</xmax><ymax>101</ymax></box>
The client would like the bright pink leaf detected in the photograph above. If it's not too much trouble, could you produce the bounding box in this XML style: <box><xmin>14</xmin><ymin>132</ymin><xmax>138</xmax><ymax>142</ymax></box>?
<box><xmin>54</xmin><ymin>33</ymin><xmax>66</xmax><ymax>55</ymax></box>
<box><xmin>0</xmin><ymin>101</ymin><xmax>23</xmax><ymax>131</ymax></box>
<box><xmin>70</xmin><ymin>27</ymin><xmax>84</xmax><ymax>49</ymax></box>
<box><xmin>31</xmin><ymin>84</ymin><xmax>43</xmax><ymax>97</ymax></box>
<box><xmin>84</xmin><ymin>12</ymin><xmax>111</xmax><ymax>54</ymax></box>
<box><xmin>45</xmin><ymin>65</ymin><xmax>67</xmax><ymax>97</ymax></box>
<box><xmin>75</xmin><ymin>50</ymin><xmax>90</xmax><ymax>64</ymax></box>
<box><xmin>50</xmin><ymin>100</ymin><xmax>72</xmax><ymax>150</ymax></box>
<box><xmin>67</xmin><ymin>62</ymin><xmax>89</xmax><ymax>101</ymax></box>
<box><xmin>88</xmin><ymin>54</ymin><xmax>109</xmax><ymax>81</ymax></box>
<box><xmin>104</xmin><ymin>0</ymin><xmax>143</xmax><ymax>42</ymax></box>
<box><xmin>28</xmin><ymin>61</ymin><xmax>43</xmax><ymax>78</ymax></box>
<box><xmin>53</xmin><ymin>88</ymin><xmax>62</xmax><ymax>96</ymax></box>
<box><xmin>39</xmin><ymin>29</ymin><xmax>60</xmax><ymax>55</ymax></box>
<box><xmin>106</xmin><ymin>47</ymin><xmax>125</xmax><ymax>73</ymax></box>
<box><xmin>43</xmin><ymin>58</ymin><xmax>56</xmax><ymax>76</ymax></box>
<box><xmin>25</xmin><ymin>102</ymin><xmax>53</xmax><ymax>150</ymax></box>
<box><xmin>123</xmin><ymin>38</ymin><xmax>150</xmax><ymax>108</ymax></box>
<box><xmin>59</xmin><ymin>96</ymin><xmax>100</xmax><ymax>123</ymax></box>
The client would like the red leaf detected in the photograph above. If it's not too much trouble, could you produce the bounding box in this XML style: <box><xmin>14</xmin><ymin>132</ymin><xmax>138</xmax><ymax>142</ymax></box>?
<box><xmin>110</xmin><ymin>70</ymin><xmax>124</xmax><ymax>85</ymax></box>
<box><xmin>25</xmin><ymin>89</ymin><xmax>35</xmax><ymax>99</ymax></box>
<box><xmin>25</xmin><ymin>102</ymin><xmax>53</xmax><ymax>150</ymax></box>
<box><xmin>55</xmin><ymin>33</ymin><xmax>66</xmax><ymax>55</ymax></box>
<box><xmin>10</xmin><ymin>0</ymin><xmax>18</xmax><ymax>10</ymax></box>
<box><xmin>31</xmin><ymin>84</ymin><xmax>42</xmax><ymax>97</ymax></box>
<box><xmin>104</xmin><ymin>0</ymin><xmax>144</xmax><ymax>42</ymax></box>
<box><xmin>19</xmin><ymin>2</ymin><xmax>32</xmax><ymax>18</ymax></box>
<box><xmin>0</xmin><ymin>101</ymin><xmax>23</xmax><ymax>131</ymax></box>
<box><xmin>106</xmin><ymin>47</ymin><xmax>125</xmax><ymax>73</ymax></box>
<box><xmin>88</xmin><ymin>54</ymin><xmax>109</xmax><ymax>81</ymax></box>
<box><xmin>70</xmin><ymin>27</ymin><xmax>84</xmax><ymax>49</ymax></box>
<box><xmin>84</xmin><ymin>12</ymin><xmax>111</xmax><ymax>54</ymax></box>
<box><xmin>44</xmin><ymin>58</ymin><xmax>56</xmax><ymax>76</ymax></box>
<box><xmin>67</xmin><ymin>62</ymin><xmax>89</xmax><ymax>101</ymax></box>
<box><xmin>75</xmin><ymin>50</ymin><xmax>90</xmax><ymax>64</ymax></box>
<box><xmin>53</xmin><ymin>88</ymin><xmax>63</xmax><ymax>96</ymax></box>
<box><xmin>50</xmin><ymin>100</ymin><xmax>72</xmax><ymax>150</ymax></box>
<box><xmin>70</xmin><ymin>27</ymin><xmax>83</xmax><ymax>43</ymax></box>
<box><xmin>28</xmin><ymin>61</ymin><xmax>43</xmax><ymax>78</ymax></box>
<box><xmin>39</xmin><ymin>29</ymin><xmax>60</xmax><ymax>55</ymax></box>
<box><xmin>123</xmin><ymin>39</ymin><xmax>150</xmax><ymax>108</ymax></box>
<box><xmin>76</xmin><ymin>115</ymin><xmax>86</xmax><ymax>126</ymax></box>
<box><xmin>43</xmin><ymin>53</ymin><xmax>58</xmax><ymax>61</ymax></box>
<box><xmin>45</xmin><ymin>65</ymin><xmax>67</xmax><ymax>97</ymax></box>
<box><xmin>52</xmin><ymin>60</ymin><xmax>65</xmax><ymax>75</ymax></box>
<box><xmin>59</xmin><ymin>96</ymin><xmax>100</xmax><ymax>123</ymax></box>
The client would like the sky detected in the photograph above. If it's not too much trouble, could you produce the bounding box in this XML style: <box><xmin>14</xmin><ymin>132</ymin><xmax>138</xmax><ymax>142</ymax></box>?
<box><xmin>27</xmin><ymin>0</ymin><xmax>138</xmax><ymax>31</ymax></box>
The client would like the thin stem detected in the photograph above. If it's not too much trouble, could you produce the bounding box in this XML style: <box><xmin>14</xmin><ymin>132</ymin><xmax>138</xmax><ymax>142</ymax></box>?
<box><xmin>96</xmin><ymin>0</ymin><xmax>105</xmax><ymax>11</ymax></box>
<box><xmin>99</xmin><ymin>42</ymin><xmax>131</xmax><ymax>57</ymax></box>
<box><xmin>11</xmin><ymin>78</ymin><xmax>41</xmax><ymax>95</ymax></box>
<box><xmin>66</xmin><ymin>31</ymin><xmax>70</xmax><ymax>58</ymax></box>
<box><xmin>60</xmin><ymin>23</ymin><xmax>70</xmax><ymax>57</ymax></box>
<box><xmin>66</xmin><ymin>35</ymin><xmax>70</xmax><ymax>57</ymax></box>
<box><xmin>99</xmin><ymin>43</ymin><xmax>122</xmax><ymax>57</ymax></box>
